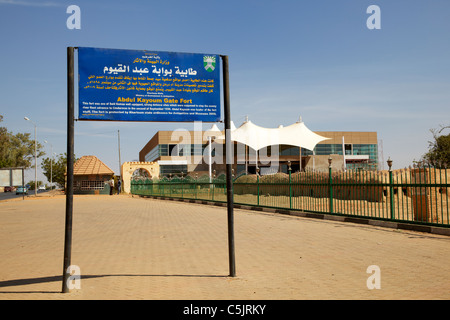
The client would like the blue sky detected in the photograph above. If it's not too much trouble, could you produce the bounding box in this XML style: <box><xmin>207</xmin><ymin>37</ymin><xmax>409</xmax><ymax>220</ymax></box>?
<box><xmin>1</xmin><ymin>0</ymin><xmax>449</xmax><ymax>183</ymax></box>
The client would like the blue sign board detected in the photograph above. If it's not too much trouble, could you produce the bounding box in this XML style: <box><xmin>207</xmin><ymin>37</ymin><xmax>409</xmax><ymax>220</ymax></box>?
<box><xmin>78</xmin><ymin>47</ymin><xmax>221</xmax><ymax>122</ymax></box>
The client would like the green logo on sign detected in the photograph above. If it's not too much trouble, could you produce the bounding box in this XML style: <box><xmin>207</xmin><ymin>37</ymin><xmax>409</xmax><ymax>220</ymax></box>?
<box><xmin>204</xmin><ymin>56</ymin><xmax>216</xmax><ymax>72</ymax></box>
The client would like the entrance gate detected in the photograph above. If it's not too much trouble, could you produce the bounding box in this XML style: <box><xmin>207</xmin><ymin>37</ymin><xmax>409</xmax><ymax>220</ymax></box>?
<box><xmin>121</xmin><ymin>161</ymin><xmax>159</xmax><ymax>194</ymax></box>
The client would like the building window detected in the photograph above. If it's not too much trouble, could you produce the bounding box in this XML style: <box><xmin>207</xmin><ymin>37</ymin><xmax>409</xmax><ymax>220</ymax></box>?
<box><xmin>353</xmin><ymin>144</ymin><xmax>378</xmax><ymax>163</ymax></box>
<box><xmin>344</xmin><ymin>144</ymin><xmax>352</xmax><ymax>155</ymax></box>
<box><xmin>168</xmin><ymin>144</ymin><xmax>178</xmax><ymax>156</ymax></box>
<box><xmin>192</xmin><ymin>144</ymin><xmax>205</xmax><ymax>156</ymax></box>
<box><xmin>280</xmin><ymin>146</ymin><xmax>299</xmax><ymax>156</ymax></box>
<box><xmin>160</xmin><ymin>165</ymin><xmax>188</xmax><ymax>177</ymax></box>
<box><xmin>313</xmin><ymin>144</ymin><xmax>343</xmax><ymax>155</ymax></box>
<box><xmin>160</xmin><ymin>144</ymin><xmax>168</xmax><ymax>156</ymax></box>
<box><xmin>80</xmin><ymin>180</ymin><xmax>105</xmax><ymax>190</ymax></box>
<box><xmin>145</xmin><ymin>145</ymin><xmax>160</xmax><ymax>162</ymax></box>
<box><xmin>302</xmin><ymin>143</ymin><xmax>378</xmax><ymax>163</ymax></box>
<box><xmin>159</xmin><ymin>144</ymin><xmax>208</xmax><ymax>157</ymax></box>
<box><xmin>178</xmin><ymin>144</ymin><xmax>190</xmax><ymax>157</ymax></box>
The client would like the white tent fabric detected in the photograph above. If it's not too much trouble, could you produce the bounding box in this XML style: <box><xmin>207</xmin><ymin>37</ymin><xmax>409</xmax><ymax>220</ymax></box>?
<box><xmin>204</xmin><ymin>123</ymin><xmax>222</xmax><ymax>138</ymax></box>
<box><xmin>226</xmin><ymin>120</ymin><xmax>330</xmax><ymax>151</ymax></box>
<box><xmin>204</xmin><ymin>121</ymin><xmax>236</xmax><ymax>138</ymax></box>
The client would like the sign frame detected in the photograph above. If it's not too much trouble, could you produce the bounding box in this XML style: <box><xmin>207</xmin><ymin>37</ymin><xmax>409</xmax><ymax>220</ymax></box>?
<box><xmin>77</xmin><ymin>47</ymin><xmax>221</xmax><ymax>123</ymax></box>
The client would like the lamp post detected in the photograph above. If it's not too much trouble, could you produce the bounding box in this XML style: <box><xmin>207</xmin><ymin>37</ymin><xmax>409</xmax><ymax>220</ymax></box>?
<box><xmin>387</xmin><ymin>157</ymin><xmax>393</xmax><ymax>171</ymax></box>
<box><xmin>288</xmin><ymin>161</ymin><xmax>292</xmax><ymax>209</ymax></box>
<box><xmin>44</xmin><ymin>140</ymin><xmax>53</xmax><ymax>190</ymax></box>
<box><xmin>24</xmin><ymin>117</ymin><xmax>37</xmax><ymax>196</ymax></box>
<box><xmin>387</xmin><ymin>157</ymin><xmax>394</xmax><ymax>219</ymax></box>
<box><xmin>328</xmin><ymin>156</ymin><xmax>333</xmax><ymax>214</ymax></box>
<box><xmin>256</xmin><ymin>167</ymin><xmax>260</xmax><ymax>206</ymax></box>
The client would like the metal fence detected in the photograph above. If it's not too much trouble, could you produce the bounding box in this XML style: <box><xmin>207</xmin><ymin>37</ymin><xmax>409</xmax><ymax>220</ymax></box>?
<box><xmin>131</xmin><ymin>165</ymin><xmax>449</xmax><ymax>228</ymax></box>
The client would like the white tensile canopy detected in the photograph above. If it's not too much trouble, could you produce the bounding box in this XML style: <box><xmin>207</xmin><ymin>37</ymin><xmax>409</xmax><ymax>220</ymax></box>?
<box><xmin>204</xmin><ymin>123</ymin><xmax>222</xmax><ymax>138</ymax></box>
<box><xmin>216</xmin><ymin>118</ymin><xmax>330</xmax><ymax>151</ymax></box>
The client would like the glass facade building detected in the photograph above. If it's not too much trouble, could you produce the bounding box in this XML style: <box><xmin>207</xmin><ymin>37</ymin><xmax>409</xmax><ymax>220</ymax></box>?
<box><xmin>145</xmin><ymin>144</ymin><xmax>210</xmax><ymax>162</ymax></box>
<box><xmin>139</xmin><ymin>130</ymin><xmax>379</xmax><ymax>176</ymax></box>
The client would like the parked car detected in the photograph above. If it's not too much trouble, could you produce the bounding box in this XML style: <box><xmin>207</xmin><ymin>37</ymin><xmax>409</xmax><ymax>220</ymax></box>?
<box><xmin>4</xmin><ymin>186</ymin><xmax>15</xmax><ymax>192</ymax></box>
<box><xmin>16</xmin><ymin>186</ymin><xmax>28</xmax><ymax>195</ymax></box>
<box><xmin>38</xmin><ymin>185</ymin><xmax>46</xmax><ymax>191</ymax></box>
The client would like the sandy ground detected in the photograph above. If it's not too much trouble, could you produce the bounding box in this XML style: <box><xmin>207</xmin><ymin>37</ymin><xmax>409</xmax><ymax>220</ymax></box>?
<box><xmin>0</xmin><ymin>193</ymin><xmax>449</xmax><ymax>301</ymax></box>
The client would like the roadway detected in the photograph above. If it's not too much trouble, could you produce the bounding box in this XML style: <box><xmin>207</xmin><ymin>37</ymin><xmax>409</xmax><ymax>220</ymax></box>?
<box><xmin>0</xmin><ymin>189</ymin><xmax>49</xmax><ymax>201</ymax></box>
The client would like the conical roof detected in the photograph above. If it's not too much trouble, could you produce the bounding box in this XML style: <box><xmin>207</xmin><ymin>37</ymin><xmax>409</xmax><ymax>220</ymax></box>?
<box><xmin>73</xmin><ymin>155</ymin><xmax>114</xmax><ymax>175</ymax></box>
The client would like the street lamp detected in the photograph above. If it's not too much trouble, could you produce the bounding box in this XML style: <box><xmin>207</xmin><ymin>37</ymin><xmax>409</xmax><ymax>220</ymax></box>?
<box><xmin>387</xmin><ymin>157</ymin><xmax>393</xmax><ymax>171</ymax></box>
<box><xmin>328</xmin><ymin>156</ymin><xmax>333</xmax><ymax>214</ymax></box>
<box><xmin>44</xmin><ymin>140</ymin><xmax>53</xmax><ymax>190</ymax></box>
<box><xmin>24</xmin><ymin>117</ymin><xmax>37</xmax><ymax>196</ymax></box>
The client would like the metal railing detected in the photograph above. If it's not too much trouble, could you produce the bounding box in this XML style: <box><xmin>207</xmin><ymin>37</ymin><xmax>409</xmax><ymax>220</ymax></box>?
<box><xmin>131</xmin><ymin>165</ymin><xmax>449</xmax><ymax>228</ymax></box>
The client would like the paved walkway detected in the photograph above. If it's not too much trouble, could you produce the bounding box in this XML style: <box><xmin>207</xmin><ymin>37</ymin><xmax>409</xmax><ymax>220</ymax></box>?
<box><xmin>0</xmin><ymin>194</ymin><xmax>449</xmax><ymax>300</ymax></box>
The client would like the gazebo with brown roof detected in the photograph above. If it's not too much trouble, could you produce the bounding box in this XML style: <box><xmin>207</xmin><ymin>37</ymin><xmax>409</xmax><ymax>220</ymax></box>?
<box><xmin>73</xmin><ymin>155</ymin><xmax>115</xmax><ymax>194</ymax></box>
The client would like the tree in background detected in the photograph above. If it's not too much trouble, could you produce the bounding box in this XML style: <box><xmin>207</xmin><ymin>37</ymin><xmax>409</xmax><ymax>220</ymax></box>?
<box><xmin>0</xmin><ymin>114</ymin><xmax>45</xmax><ymax>168</ymax></box>
<box><xmin>41</xmin><ymin>153</ymin><xmax>77</xmax><ymax>189</ymax></box>
<box><xmin>27</xmin><ymin>181</ymin><xmax>44</xmax><ymax>190</ymax></box>
<box><xmin>421</xmin><ymin>125</ymin><xmax>450</xmax><ymax>168</ymax></box>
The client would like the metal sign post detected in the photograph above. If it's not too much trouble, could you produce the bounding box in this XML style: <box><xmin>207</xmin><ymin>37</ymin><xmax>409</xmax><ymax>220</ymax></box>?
<box><xmin>62</xmin><ymin>47</ymin><xmax>75</xmax><ymax>293</ymax></box>
<box><xmin>221</xmin><ymin>55</ymin><xmax>235</xmax><ymax>277</ymax></box>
